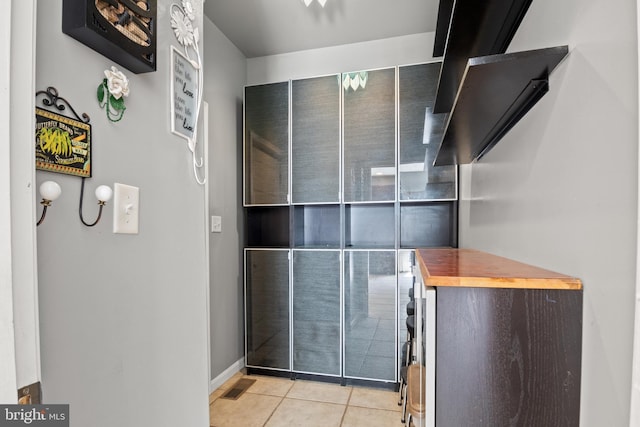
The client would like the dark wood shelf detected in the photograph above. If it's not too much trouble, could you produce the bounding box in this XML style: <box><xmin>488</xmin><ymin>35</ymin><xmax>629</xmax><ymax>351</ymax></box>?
<box><xmin>432</xmin><ymin>0</ymin><xmax>533</xmax><ymax>113</ymax></box>
<box><xmin>434</xmin><ymin>46</ymin><xmax>569</xmax><ymax>166</ymax></box>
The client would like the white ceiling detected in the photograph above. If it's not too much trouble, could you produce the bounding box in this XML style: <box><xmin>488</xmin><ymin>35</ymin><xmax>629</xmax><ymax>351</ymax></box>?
<box><xmin>203</xmin><ymin>0</ymin><xmax>441</xmax><ymax>58</ymax></box>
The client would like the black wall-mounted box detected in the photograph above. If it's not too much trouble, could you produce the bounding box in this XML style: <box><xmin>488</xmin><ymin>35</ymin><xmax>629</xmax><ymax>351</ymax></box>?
<box><xmin>62</xmin><ymin>0</ymin><xmax>157</xmax><ymax>74</ymax></box>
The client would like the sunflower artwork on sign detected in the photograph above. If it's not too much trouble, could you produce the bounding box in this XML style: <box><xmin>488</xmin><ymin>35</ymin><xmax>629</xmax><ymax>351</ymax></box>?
<box><xmin>35</xmin><ymin>108</ymin><xmax>92</xmax><ymax>177</ymax></box>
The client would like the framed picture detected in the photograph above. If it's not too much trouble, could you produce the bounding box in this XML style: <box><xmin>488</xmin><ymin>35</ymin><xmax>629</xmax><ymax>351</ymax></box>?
<box><xmin>62</xmin><ymin>0</ymin><xmax>157</xmax><ymax>74</ymax></box>
<box><xmin>35</xmin><ymin>108</ymin><xmax>92</xmax><ymax>177</ymax></box>
<box><xmin>170</xmin><ymin>46</ymin><xmax>199</xmax><ymax>141</ymax></box>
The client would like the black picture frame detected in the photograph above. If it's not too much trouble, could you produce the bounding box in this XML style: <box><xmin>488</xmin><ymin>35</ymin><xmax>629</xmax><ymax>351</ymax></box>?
<box><xmin>62</xmin><ymin>0</ymin><xmax>157</xmax><ymax>74</ymax></box>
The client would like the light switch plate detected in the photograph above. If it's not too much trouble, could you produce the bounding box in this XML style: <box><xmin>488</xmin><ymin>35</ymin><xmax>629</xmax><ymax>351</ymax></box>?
<box><xmin>211</xmin><ymin>215</ymin><xmax>222</xmax><ymax>233</ymax></box>
<box><xmin>113</xmin><ymin>183</ymin><xmax>139</xmax><ymax>234</ymax></box>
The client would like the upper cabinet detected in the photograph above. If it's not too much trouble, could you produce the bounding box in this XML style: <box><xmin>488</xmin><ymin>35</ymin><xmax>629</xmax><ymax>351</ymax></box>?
<box><xmin>431</xmin><ymin>0</ymin><xmax>569</xmax><ymax>166</ymax></box>
<box><xmin>244</xmin><ymin>82</ymin><xmax>289</xmax><ymax>206</ymax></box>
<box><xmin>291</xmin><ymin>75</ymin><xmax>341</xmax><ymax>204</ymax></box>
<box><xmin>398</xmin><ymin>63</ymin><xmax>456</xmax><ymax>201</ymax></box>
<box><xmin>343</xmin><ymin>68</ymin><xmax>396</xmax><ymax>203</ymax></box>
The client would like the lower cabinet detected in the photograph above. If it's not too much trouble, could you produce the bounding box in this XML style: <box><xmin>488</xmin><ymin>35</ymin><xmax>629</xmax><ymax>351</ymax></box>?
<box><xmin>292</xmin><ymin>249</ymin><xmax>341</xmax><ymax>376</ymax></box>
<box><xmin>244</xmin><ymin>249</ymin><xmax>290</xmax><ymax>371</ymax></box>
<box><xmin>343</xmin><ymin>250</ymin><xmax>397</xmax><ymax>381</ymax></box>
<box><xmin>245</xmin><ymin>248</ymin><xmax>399</xmax><ymax>383</ymax></box>
<box><xmin>435</xmin><ymin>286</ymin><xmax>583</xmax><ymax>426</ymax></box>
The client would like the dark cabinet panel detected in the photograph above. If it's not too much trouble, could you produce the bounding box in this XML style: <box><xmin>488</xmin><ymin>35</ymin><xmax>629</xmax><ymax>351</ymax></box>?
<box><xmin>244</xmin><ymin>82</ymin><xmax>289</xmax><ymax>205</ymax></box>
<box><xmin>344</xmin><ymin>250</ymin><xmax>397</xmax><ymax>382</ymax></box>
<box><xmin>343</xmin><ymin>68</ymin><xmax>396</xmax><ymax>202</ymax></box>
<box><xmin>292</xmin><ymin>250</ymin><xmax>341</xmax><ymax>376</ymax></box>
<box><xmin>400</xmin><ymin>202</ymin><xmax>457</xmax><ymax>248</ymax></box>
<box><xmin>292</xmin><ymin>75</ymin><xmax>341</xmax><ymax>204</ymax></box>
<box><xmin>245</xmin><ymin>206</ymin><xmax>290</xmax><ymax>248</ymax></box>
<box><xmin>399</xmin><ymin>63</ymin><xmax>456</xmax><ymax>201</ymax></box>
<box><xmin>436</xmin><ymin>287</ymin><xmax>582</xmax><ymax>426</ymax></box>
<box><xmin>245</xmin><ymin>250</ymin><xmax>290</xmax><ymax>371</ymax></box>
<box><xmin>293</xmin><ymin>205</ymin><xmax>341</xmax><ymax>248</ymax></box>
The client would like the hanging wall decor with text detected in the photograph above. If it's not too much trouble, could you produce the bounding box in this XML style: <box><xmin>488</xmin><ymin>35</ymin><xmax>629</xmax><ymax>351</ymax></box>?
<box><xmin>170</xmin><ymin>46</ymin><xmax>198</xmax><ymax>141</ymax></box>
<box><xmin>169</xmin><ymin>0</ymin><xmax>205</xmax><ymax>185</ymax></box>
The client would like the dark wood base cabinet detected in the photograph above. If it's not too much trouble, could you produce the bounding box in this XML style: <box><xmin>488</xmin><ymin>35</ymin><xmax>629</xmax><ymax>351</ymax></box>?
<box><xmin>435</xmin><ymin>287</ymin><xmax>582</xmax><ymax>426</ymax></box>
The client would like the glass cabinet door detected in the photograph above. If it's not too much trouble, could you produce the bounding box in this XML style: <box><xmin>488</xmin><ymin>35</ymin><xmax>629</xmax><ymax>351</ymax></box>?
<box><xmin>399</xmin><ymin>63</ymin><xmax>457</xmax><ymax>201</ymax></box>
<box><xmin>343</xmin><ymin>68</ymin><xmax>396</xmax><ymax>202</ymax></box>
<box><xmin>292</xmin><ymin>250</ymin><xmax>341</xmax><ymax>376</ymax></box>
<box><xmin>343</xmin><ymin>250</ymin><xmax>397</xmax><ymax>382</ymax></box>
<box><xmin>291</xmin><ymin>75</ymin><xmax>341</xmax><ymax>204</ymax></box>
<box><xmin>244</xmin><ymin>82</ymin><xmax>289</xmax><ymax>205</ymax></box>
<box><xmin>245</xmin><ymin>249</ymin><xmax>290</xmax><ymax>371</ymax></box>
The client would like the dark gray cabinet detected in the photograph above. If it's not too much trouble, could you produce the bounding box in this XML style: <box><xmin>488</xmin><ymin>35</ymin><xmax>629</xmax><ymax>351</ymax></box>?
<box><xmin>244</xmin><ymin>249</ymin><xmax>290</xmax><ymax>371</ymax></box>
<box><xmin>343</xmin><ymin>68</ymin><xmax>396</xmax><ymax>203</ymax></box>
<box><xmin>291</xmin><ymin>75</ymin><xmax>341</xmax><ymax>204</ymax></box>
<box><xmin>244</xmin><ymin>82</ymin><xmax>289</xmax><ymax>205</ymax></box>
<box><xmin>343</xmin><ymin>250</ymin><xmax>397</xmax><ymax>381</ymax></box>
<box><xmin>399</xmin><ymin>63</ymin><xmax>456</xmax><ymax>201</ymax></box>
<box><xmin>243</xmin><ymin>64</ymin><xmax>458</xmax><ymax>385</ymax></box>
<box><xmin>292</xmin><ymin>250</ymin><xmax>342</xmax><ymax>376</ymax></box>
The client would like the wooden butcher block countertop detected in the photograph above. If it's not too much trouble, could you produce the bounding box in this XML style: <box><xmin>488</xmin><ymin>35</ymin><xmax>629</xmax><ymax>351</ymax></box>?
<box><xmin>416</xmin><ymin>248</ymin><xmax>582</xmax><ymax>290</ymax></box>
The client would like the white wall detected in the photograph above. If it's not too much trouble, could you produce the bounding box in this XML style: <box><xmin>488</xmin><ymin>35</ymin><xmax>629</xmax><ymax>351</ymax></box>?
<box><xmin>458</xmin><ymin>0</ymin><xmax>638</xmax><ymax>425</ymax></box>
<box><xmin>247</xmin><ymin>32</ymin><xmax>435</xmax><ymax>84</ymax></box>
<box><xmin>10</xmin><ymin>0</ymin><xmax>41</xmax><ymax>392</ymax></box>
<box><xmin>202</xmin><ymin>17</ymin><xmax>247</xmax><ymax>384</ymax></box>
<box><xmin>630</xmin><ymin>3</ymin><xmax>640</xmax><ymax>424</ymax></box>
<box><xmin>34</xmin><ymin>1</ymin><xmax>209</xmax><ymax>425</ymax></box>
<box><xmin>1</xmin><ymin>0</ymin><xmax>18</xmax><ymax>404</ymax></box>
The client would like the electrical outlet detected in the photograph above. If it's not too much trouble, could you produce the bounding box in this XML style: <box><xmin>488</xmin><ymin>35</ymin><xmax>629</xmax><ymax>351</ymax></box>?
<box><xmin>113</xmin><ymin>183</ymin><xmax>139</xmax><ymax>234</ymax></box>
<box><xmin>211</xmin><ymin>215</ymin><xmax>222</xmax><ymax>233</ymax></box>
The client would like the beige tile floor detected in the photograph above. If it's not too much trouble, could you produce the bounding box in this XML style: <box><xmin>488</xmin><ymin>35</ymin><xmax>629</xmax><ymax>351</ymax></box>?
<box><xmin>209</xmin><ymin>372</ymin><xmax>403</xmax><ymax>427</ymax></box>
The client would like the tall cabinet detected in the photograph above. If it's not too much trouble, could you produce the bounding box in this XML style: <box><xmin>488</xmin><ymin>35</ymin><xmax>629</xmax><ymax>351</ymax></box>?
<box><xmin>244</xmin><ymin>63</ymin><xmax>457</xmax><ymax>384</ymax></box>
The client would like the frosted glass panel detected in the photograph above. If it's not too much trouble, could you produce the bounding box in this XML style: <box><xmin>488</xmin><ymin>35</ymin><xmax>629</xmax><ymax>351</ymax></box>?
<box><xmin>244</xmin><ymin>82</ymin><xmax>289</xmax><ymax>205</ymax></box>
<box><xmin>292</xmin><ymin>75</ymin><xmax>341</xmax><ymax>204</ymax></box>
<box><xmin>245</xmin><ymin>250</ymin><xmax>290</xmax><ymax>370</ymax></box>
<box><xmin>399</xmin><ymin>63</ymin><xmax>456</xmax><ymax>200</ymax></box>
<box><xmin>344</xmin><ymin>250</ymin><xmax>396</xmax><ymax>381</ymax></box>
<box><xmin>343</xmin><ymin>68</ymin><xmax>396</xmax><ymax>202</ymax></box>
<box><xmin>292</xmin><ymin>250</ymin><xmax>341</xmax><ymax>376</ymax></box>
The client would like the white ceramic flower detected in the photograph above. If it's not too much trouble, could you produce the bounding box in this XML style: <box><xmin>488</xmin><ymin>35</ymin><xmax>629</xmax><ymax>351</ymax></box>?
<box><xmin>171</xmin><ymin>9</ymin><xmax>194</xmax><ymax>46</ymax></box>
<box><xmin>104</xmin><ymin>66</ymin><xmax>130</xmax><ymax>99</ymax></box>
<box><xmin>182</xmin><ymin>0</ymin><xmax>195</xmax><ymax>20</ymax></box>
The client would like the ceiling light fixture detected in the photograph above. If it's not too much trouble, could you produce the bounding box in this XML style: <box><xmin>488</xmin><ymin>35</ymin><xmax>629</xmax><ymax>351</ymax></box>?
<box><xmin>302</xmin><ymin>0</ymin><xmax>327</xmax><ymax>7</ymax></box>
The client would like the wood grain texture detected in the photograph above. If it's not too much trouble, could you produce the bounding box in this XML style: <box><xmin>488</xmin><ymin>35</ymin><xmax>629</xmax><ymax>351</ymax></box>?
<box><xmin>417</xmin><ymin>248</ymin><xmax>582</xmax><ymax>290</ymax></box>
<box><xmin>435</xmin><ymin>287</ymin><xmax>582</xmax><ymax>426</ymax></box>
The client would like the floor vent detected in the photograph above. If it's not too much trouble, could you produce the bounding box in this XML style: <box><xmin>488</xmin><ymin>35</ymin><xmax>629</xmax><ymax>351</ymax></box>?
<box><xmin>220</xmin><ymin>378</ymin><xmax>256</xmax><ymax>400</ymax></box>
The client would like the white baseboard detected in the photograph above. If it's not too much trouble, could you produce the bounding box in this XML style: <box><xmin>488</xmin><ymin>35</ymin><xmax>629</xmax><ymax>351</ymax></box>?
<box><xmin>209</xmin><ymin>357</ymin><xmax>245</xmax><ymax>394</ymax></box>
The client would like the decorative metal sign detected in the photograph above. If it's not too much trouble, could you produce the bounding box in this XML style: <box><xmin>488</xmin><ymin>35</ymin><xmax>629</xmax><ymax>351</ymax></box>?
<box><xmin>35</xmin><ymin>88</ymin><xmax>91</xmax><ymax>178</ymax></box>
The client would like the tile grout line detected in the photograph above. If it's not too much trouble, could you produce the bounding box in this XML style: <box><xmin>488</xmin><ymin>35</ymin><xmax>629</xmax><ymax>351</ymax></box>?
<box><xmin>339</xmin><ymin>386</ymin><xmax>354</xmax><ymax>426</ymax></box>
<box><xmin>261</xmin><ymin>395</ymin><xmax>285</xmax><ymax>427</ymax></box>
<box><xmin>258</xmin><ymin>376</ymin><xmax>295</xmax><ymax>427</ymax></box>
